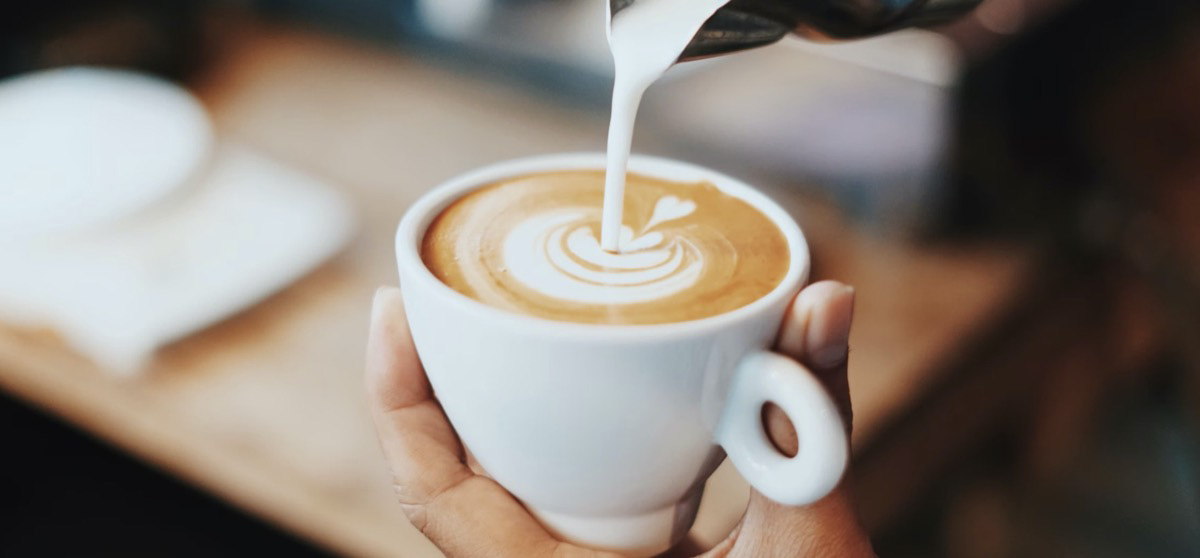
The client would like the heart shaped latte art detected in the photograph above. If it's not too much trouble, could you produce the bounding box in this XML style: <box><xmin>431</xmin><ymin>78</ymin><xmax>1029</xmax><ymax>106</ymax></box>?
<box><xmin>643</xmin><ymin>195</ymin><xmax>697</xmax><ymax>231</ymax></box>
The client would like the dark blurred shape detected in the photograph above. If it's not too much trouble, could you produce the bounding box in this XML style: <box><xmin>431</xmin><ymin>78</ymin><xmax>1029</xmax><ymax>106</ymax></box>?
<box><xmin>942</xmin><ymin>0</ymin><xmax>1200</xmax><ymax>236</ymax></box>
<box><xmin>0</xmin><ymin>390</ymin><xmax>332</xmax><ymax>557</ymax></box>
<box><xmin>878</xmin><ymin>1</ymin><xmax>1200</xmax><ymax>555</ymax></box>
<box><xmin>0</xmin><ymin>0</ymin><xmax>209</xmax><ymax>80</ymax></box>
<box><xmin>943</xmin><ymin>0</ymin><xmax>1200</xmax><ymax>415</ymax></box>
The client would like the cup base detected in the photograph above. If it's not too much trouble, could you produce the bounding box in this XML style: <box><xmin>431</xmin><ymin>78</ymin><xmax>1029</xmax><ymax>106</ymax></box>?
<box><xmin>529</xmin><ymin>489</ymin><xmax>704</xmax><ymax>557</ymax></box>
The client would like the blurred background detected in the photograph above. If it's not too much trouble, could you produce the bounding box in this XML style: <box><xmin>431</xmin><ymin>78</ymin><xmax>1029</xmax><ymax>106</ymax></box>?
<box><xmin>1</xmin><ymin>0</ymin><xmax>1198</xmax><ymax>556</ymax></box>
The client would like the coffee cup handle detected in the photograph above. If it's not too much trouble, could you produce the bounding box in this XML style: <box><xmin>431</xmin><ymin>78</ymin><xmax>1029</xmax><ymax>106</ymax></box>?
<box><xmin>715</xmin><ymin>351</ymin><xmax>847</xmax><ymax>506</ymax></box>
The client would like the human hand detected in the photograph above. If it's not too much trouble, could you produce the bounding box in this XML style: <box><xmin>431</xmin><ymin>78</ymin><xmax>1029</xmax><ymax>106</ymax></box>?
<box><xmin>366</xmin><ymin>281</ymin><xmax>874</xmax><ymax>557</ymax></box>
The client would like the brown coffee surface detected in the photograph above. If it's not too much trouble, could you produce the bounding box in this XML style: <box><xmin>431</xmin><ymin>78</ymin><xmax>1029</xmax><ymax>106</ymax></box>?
<box><xmin>421</xmin><ymin>170</ymin><xmax>789</xmax><ymax>325</ymax></box>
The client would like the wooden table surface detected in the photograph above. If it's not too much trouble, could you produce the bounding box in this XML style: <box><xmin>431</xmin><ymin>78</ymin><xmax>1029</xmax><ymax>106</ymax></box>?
<box><xmin>0</xmin><ymin>30</ymin><xmax>1033</xmax><ymax>557</ymax></box>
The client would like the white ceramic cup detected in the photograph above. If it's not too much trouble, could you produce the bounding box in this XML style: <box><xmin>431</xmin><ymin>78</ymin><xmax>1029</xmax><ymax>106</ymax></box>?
<box><xmin>395</xmin><ymin>153</ymin><xmax>847</xmax><ymax>556</ymax></box>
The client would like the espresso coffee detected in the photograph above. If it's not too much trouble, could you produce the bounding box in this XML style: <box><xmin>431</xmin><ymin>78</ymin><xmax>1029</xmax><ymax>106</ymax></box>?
<box><xmin>421</xmin><ymin>170</ymin><xmax>789</xmax><ymax>325</ymax></box>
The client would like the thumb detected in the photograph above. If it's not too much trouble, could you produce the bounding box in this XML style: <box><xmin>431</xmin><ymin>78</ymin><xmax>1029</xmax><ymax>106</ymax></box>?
<box><xmin>776</xmin><ymin>280</ymin><xmax>855</xmax><ymax>433</ymax></box>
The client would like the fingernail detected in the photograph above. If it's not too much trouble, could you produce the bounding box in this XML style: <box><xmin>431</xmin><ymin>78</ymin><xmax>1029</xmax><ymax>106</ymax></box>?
<box><xmin>367</xmin><ymin>286</ymin><xmax>404</xmax><ymax>378</ymax></box>
<box><xmin>371</xmin><ymin>286</ymin><xmax>403</xmax><ymax>330</ymax></box>
<box><xmin>807</xmin><ymin>285</ymin><xmax>854</xmax><ymax>369</ymax></box>
<box><xmin>371</xmin><ymin>287</ymin><xmax>387</xmax><ymax>328</ymax></box>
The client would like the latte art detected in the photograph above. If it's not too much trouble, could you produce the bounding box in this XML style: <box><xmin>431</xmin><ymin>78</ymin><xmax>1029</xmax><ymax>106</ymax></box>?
<box><xmin>503</xmin><ymin>198</ymin><xmax>716</xmax><ymax>305</ymax></box>
<box><xmin>422</xmin><ymin>170</ymin><xmax>789</xmax><ymax>325</ymax></box>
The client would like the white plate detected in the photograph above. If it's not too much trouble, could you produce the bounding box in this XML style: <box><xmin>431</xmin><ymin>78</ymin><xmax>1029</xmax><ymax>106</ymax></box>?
<box><xmin>0</xmin><ymin>67</ymin><xmax>213</xmax><ymax>239</ymax></box>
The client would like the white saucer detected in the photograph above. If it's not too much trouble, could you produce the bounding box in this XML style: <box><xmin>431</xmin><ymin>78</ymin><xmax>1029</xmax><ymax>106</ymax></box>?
<box><xmin>0</xmin><ymin>67</ymin><xmax>213</xmax><ymax>239</ymax></box>
<box><xmin>0</xmin><ymin>142</ymin><xmax>356</xmax><ymax>373</ymax></box>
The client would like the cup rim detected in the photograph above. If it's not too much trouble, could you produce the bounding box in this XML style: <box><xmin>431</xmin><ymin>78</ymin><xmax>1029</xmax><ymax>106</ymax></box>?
<box><xmin>395</xmin><ymin>152</ymin><xmax>810</xmax><ymax>342</ymax></box>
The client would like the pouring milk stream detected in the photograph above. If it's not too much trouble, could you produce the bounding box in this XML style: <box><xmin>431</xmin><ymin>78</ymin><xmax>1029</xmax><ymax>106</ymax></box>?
<box><xmin>601</xmin><ymin>0</ymin><xmax>731</xmax><ymax>252</ymax></box>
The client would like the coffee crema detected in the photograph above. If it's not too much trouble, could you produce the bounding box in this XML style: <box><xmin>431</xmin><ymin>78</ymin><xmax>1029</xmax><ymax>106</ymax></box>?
<box><xmin>421</xmin><ymin>170</ymin><xmax>789</xmax><ymax>325</ymax></box>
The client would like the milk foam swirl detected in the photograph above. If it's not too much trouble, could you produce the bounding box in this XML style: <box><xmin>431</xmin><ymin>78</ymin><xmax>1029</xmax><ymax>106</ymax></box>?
<box><xmin>503</xmin><ymin>196</ymin><xmax>703</xmax><ymax>305</ymax></box>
